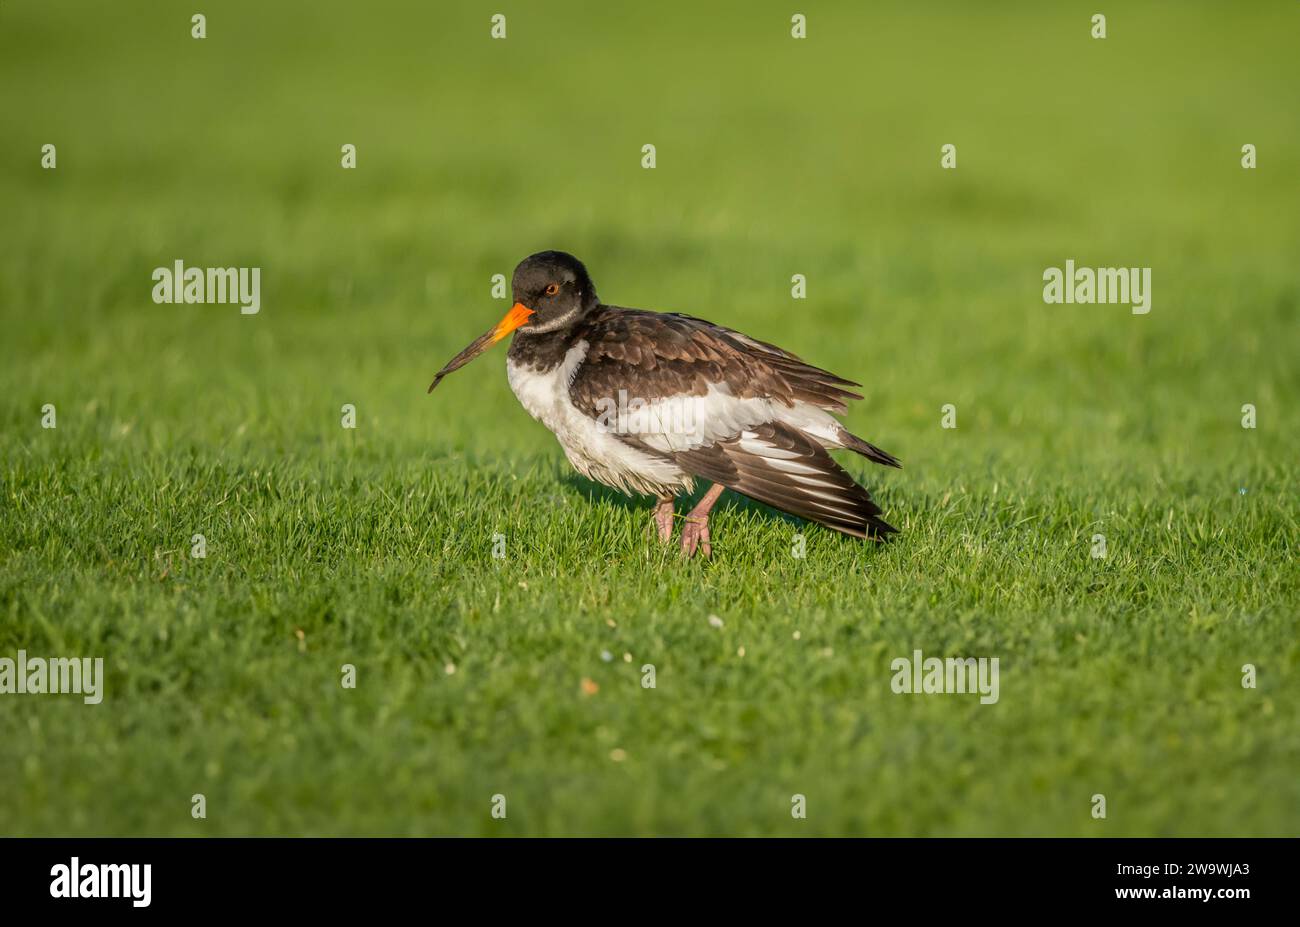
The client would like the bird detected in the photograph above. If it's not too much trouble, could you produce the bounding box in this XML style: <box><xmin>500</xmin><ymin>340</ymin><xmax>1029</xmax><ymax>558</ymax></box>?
<box><xmin>429</xmin><ymin>250</ymin><xmax>901</xmax><ymax>557</ymax></box>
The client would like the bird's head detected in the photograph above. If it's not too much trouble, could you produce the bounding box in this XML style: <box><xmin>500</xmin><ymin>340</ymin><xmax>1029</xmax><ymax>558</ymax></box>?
<box><xmin>510</xmin><ymin>250</ymin><xmax>598</xmax><ymax>332</ymax></box>
<box><xmin>428</xmin><ymin>250</ymin><xmax>598</xmax><ymax>392</ymax></box>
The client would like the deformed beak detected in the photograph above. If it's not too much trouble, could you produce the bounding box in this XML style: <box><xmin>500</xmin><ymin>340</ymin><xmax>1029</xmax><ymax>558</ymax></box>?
<box><xmin>427</xmin><ymin>302</ymin><xmax>535</xmax><ymax>393</ymax></box>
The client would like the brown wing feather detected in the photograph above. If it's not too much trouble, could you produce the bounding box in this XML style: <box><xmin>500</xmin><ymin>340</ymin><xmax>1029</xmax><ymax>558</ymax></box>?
<box><xmin>673</xmin><ymin>422</ymin><xmax>897</xmax><ymax>539</ymax></box>
<box><xmin>569</xmin><ymin>308</ymin><xmax>863</xmax><ymax>417</ymax></box>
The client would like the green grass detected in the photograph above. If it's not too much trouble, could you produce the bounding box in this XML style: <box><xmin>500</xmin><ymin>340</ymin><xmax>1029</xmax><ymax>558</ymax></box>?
<box><xmin>1</xmin><ymin>0</ymin><xmax>1297</xmax><ymax>836</ymax></box>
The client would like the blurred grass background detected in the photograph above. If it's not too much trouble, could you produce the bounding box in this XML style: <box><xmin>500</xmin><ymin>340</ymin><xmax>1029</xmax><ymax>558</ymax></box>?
<box><xmin>0</xmin><ymin>1</ymin><xmax>1297</xmax><ymax>835</ymax></box>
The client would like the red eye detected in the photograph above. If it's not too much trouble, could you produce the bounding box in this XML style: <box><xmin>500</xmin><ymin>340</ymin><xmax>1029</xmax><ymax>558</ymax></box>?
<box><xmin>545</xmin><ymin>283</ymin><xmax>560</xmax><ymax>296</ymax></box>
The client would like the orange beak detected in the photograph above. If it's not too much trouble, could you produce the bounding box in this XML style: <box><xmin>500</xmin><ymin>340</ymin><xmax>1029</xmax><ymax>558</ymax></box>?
<box><xmin>427</xmin><ymin>303</ymin><xmax>535</xmax><ymax>393</ymax></box>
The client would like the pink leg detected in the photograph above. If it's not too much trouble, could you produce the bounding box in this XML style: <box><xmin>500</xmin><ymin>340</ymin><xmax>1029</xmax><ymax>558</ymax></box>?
<box><xmin>680</xmin><ymin>483</ymin><xmax>725</xmax><ymax>559</ymax></box>
<box><xmin>652</xmin><ymin>495</ymin><xmax>676</xmax><ymax>544</ymax></box>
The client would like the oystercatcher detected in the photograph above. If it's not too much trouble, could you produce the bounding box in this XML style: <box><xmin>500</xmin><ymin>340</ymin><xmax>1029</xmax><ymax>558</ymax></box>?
<box><xmin>429</xmin><ymin>251</ymin><xmax>901</xmax><ymax>557</ymax></box>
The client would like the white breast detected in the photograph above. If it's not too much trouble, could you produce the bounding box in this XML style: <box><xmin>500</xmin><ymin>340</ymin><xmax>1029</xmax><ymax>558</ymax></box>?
<box><xmin>506</xmin><ymin>341</ymin><xmax>690</xmax><ymax>497</ymax></box>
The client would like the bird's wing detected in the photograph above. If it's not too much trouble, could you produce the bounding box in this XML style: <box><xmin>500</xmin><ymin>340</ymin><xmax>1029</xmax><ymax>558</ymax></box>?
<box><xmin>657</xmin><ymin>311</ymin><xmax>902</xmax><ymax>468</ymax></box>
<box><xmin>675</xmin><ymin>422</ymin><xmax>897</xmax><ymax>539</ymax></box>
<box><xmin>569</xmin><ymin>308</ymin><xmax>863</xmax><ymax>413</ymax></box>
<box><xmin>567</xmin><ymin>308</ymin><xmax>867</xmax><ymax>451</ymax></box>
<box><xmin>570</xmin><ymin>309</ymin><xmax>765</xmax><ymax>455</ymax></box>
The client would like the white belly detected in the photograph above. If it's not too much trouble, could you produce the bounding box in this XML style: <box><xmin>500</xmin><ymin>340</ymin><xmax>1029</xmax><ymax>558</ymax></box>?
<box><xmin>506</xmin><ymin>341</ymin><xmax>691</xmax><ymax>497</ymax></box>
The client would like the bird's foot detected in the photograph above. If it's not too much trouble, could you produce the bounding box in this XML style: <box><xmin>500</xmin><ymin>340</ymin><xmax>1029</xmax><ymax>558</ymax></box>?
<box><xmin>679</xmin><ymin>483</ymin><xmax>725</xmax><ymax>559</ymax></box>
<box><xmin>651</xmin><ymin>496</ymin><xmax>675</xmax><ymax>544</ymax></box>
<box><xmin>680</xmin><ymin>514</ymin><xmax>711</xmax><ymax>559</ymax></box>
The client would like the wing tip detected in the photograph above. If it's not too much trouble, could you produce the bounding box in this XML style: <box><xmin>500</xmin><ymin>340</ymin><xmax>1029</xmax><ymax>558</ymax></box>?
<box><xmin>679</xmin><ymin>421</ymin><xmax>901</xmax><ymax>542</ymax></box>
<box><xmin>837</xmin><ymin>429</ymin><xmax>903</xmax><ymax>469</ymax></box>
